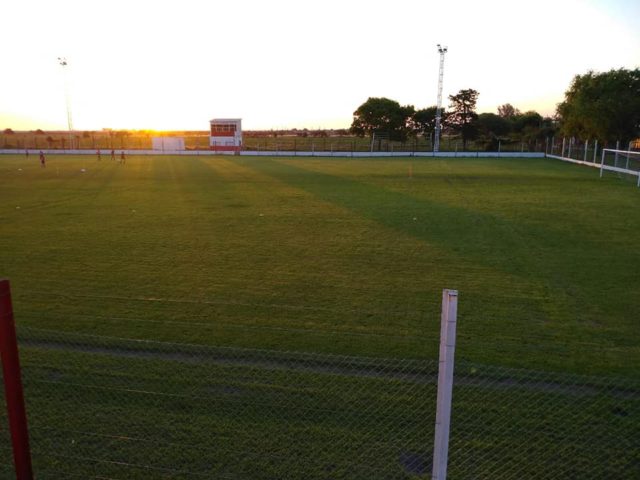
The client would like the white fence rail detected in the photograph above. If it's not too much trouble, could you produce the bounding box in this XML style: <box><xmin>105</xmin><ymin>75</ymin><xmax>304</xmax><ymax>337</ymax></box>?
<box><xmin>547</xmin><ymin>150</ymin><xmax>640</xmax><ymax>187</ymax></box>
<box><xmin>0</xmin><ymin>149</ymin><xmax>545</xmax><ymax>158</ymax></box>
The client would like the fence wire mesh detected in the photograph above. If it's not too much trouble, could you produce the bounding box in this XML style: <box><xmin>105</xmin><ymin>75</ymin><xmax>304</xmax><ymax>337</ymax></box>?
<box><xmin>449</xmin><ymin>361</ymin><xmax>640</xmax><ymax>479</ymax></box>
<box><xmin>1</xmin><ymin>325</ymin><xmax>639</xmax><ymax>479</ymax></box>
<box><xmin>13</xmin><ymin>326</ymin><xmax>437</xmax><ymax>479</ymax></box>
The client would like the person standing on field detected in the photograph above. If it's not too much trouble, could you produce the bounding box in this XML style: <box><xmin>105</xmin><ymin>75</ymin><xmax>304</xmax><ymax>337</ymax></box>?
<box><xmin>97</xmin><ymin>149</ymin><xmax>101</xmax><ymax>160</ymax></box>
<box><xmin>25</xmin><ymin>149</ymin><xmax>29</xmax><ymax>159</ymax></box>
<box><xmin>120</xmin><ymin>151</ymin><xmax>126</xmax><ymax>164</ymax></box>
<box><xmin>110</xmin><ymin>149</ymin><xmax>115</xmax><ymax>161</ymax></box>
<box><xmin>39</xmin><ymin>151</ymin><xmax>46</xmax><ymax>167</ymax></box>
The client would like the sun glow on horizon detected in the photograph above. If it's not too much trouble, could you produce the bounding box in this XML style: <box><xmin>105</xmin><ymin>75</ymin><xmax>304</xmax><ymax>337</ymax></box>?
<box><xmin>1</xmin><ymin>0</ymin><xmax>638</xmax><ymax>132</ymax></box>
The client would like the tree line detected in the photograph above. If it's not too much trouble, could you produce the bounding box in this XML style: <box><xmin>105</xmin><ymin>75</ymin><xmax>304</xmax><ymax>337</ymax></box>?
<box><xmin>350</xmin><ymin>68</ymin><xmax>640</xmax><ymax>150</ymax></box>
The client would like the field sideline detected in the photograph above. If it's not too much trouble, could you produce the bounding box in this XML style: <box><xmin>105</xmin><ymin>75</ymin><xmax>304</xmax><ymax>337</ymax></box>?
<box><xmin>0</xmin><ymin>154</ymin><xmax>639</xmax><ymax>376</ymax></box>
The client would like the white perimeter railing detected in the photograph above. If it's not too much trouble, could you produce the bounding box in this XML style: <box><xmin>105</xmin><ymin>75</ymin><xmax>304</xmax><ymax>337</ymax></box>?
<box><xmin>0</xmin><ymin>149</ymin><xmax>544</xmax><ymax>159</ymax></box>
<box><xmin>547</xmin><ymin>151</ymin><xmax>640</xmax><ymax>187</ymax></box>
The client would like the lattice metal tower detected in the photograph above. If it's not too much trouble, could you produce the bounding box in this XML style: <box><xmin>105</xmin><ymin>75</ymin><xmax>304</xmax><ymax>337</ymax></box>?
<box><xmin>58</xmin><ymin>57</ymin><xmax>73</xmax><ymax>132</ymax></box>
<box><xmin>434</xmin><ymin>44</ymin><xmax>447</xmax><ymax>152</ymax></box>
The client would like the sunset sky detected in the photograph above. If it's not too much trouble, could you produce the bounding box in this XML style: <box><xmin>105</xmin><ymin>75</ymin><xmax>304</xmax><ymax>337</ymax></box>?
<box><xmin>1</xmin><ymin>0</ymin><xmax>638</xmax><ymax>131</ymax></box>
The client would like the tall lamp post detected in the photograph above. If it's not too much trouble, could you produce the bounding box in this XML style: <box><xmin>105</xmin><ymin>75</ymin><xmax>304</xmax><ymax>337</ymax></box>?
<box><xmin>58</xmin><ymin>57</ymin><xmax>73</xmax><ymax>149</ymax></box>
<box><xmin>434</xmin><ymin>44</ymin><xmax>448</xmax><ymax>153</ymax></box>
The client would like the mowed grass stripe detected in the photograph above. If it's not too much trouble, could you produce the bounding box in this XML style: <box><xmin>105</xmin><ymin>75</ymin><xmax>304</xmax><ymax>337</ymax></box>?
<box><xmin>242</xmin><ymin>156</ymin><xmax>640</xmax><ymax>375</ymax></box>
<box><xmin>1</xmin><ymin>154</ymin><xmax>638</xmax><ymax>373</ymax></box>
<box><xmin>5</xmin><ymin>156</ymin><xmax>434</xmax><ymax>358</ymax></box>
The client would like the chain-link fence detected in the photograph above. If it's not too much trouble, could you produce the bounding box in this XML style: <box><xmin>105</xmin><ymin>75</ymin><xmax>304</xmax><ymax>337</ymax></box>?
<box><xmin>450</xmin><ymin>361</ymin><xmax>640</xmax><ymax>479</ymax></box>
<box><xmin>2</xmin><ymin>325</ymin><xmax>639</xmax><ymax>478</ymax></box>
<box><xmin>4</xmin><ymin>326</ymin><xmax>437</xmax><ymax>479</ymax></box>
<box><xmin>0</xmin><ymin>131</ymin><xmax>548</xmax><ymax>154</ymax></box>
<box><xmin>548</xmin><ymin>137</ymin><xmax>639</xmax><ymax>163</ymax></box>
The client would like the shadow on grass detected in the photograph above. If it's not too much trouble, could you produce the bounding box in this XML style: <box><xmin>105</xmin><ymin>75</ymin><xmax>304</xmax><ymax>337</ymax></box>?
<box><xmin>240</xmin><ymin>157</ymin><xmax>615</xmax><ymax>290</ymax></box>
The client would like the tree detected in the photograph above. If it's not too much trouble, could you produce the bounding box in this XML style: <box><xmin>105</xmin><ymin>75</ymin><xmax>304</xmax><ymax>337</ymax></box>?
<box><xmin>477</xmin><ymin>113</ymin><xmax>511</xmax><ymax>137</ymax></box>
<box><xmin>556</xmin><ymin>68</ymin><xmax>640</xmax><ymax>143</ymax></box>
<box><xmin>115</xmin><ymin>130</ymin><xmax>130</xmax><ymax>148</ymax></box>
<box><xmin>448</xmin><ymin>89</ymin><xmax>479</xmax><ymax>149</ymax></box>
<box><xmin>3</xmin><ymin>128</ymin><xmax>14</xmax><ymax>135</ymax></box>
<box><xmin>513</xmin><ymin>111</ymin><xmax>543</xmax><ymax>133</ymax></box>
<box><xmin>410</xmin><ymin>106</ymin><xmax>443</xmax><ymax>139</ymax></box>
<box><xmin>497</xmin><ymin>103</ymin><xmax>521</xmax><ymax>119</ymax></box>
<box><xmin>350</xmin><ymin>97</ymin><xmax>415</xmax><ymax>142</ymax></box>
<box><xmin>475</xmin><ymin>113</ymin><xmax>511</xmax><ymax>150</ymax></box>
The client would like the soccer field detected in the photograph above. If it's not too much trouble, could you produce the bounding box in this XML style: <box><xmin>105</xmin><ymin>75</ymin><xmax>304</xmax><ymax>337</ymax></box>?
<box><xmin>1</xmin><ymin>154</ymin><xmax>639</xmax><ymax>478</ymax></box>
<box><xmin>0</xmin><ymin>154</ymin><xmax>639</xmax><ymax>375</ymax></box>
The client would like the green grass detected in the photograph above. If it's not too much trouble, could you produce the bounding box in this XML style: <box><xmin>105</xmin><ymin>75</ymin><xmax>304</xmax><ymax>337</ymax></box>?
<box><xmin>1</xmin><ymin>154</ymin><xmax>638</xmax><ymax>374</ymax></box>
<box><xmin>1</xmin><ymin>154</ymin><xmax>639</xmax><ymax>478</ymax></box>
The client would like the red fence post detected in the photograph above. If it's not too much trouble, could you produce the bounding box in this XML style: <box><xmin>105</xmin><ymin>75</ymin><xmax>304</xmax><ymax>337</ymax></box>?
<box><xmin>0</xmin><ymin>279</ymin><xmax>34</xmax><ymax>480</ymax></box>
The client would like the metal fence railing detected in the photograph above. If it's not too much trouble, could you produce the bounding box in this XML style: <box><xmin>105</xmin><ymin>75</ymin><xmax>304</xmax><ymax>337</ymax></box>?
<box><xmin>0</xmin><ymin>132</ymin><xmax>548</xmax><ymax>154</ymax></box>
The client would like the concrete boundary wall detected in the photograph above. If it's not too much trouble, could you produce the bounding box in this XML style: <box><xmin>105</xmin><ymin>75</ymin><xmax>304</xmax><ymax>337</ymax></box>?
<box><xmin>0</xmin><ymin>149</ymin><xmax>545</xmax><ymax>159</ymax></box>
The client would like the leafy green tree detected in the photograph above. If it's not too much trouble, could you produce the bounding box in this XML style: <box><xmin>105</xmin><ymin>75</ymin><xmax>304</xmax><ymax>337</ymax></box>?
<box><xmin>476</xmin><ymin>113</ymin><xmax>511</xmax><ymax>150</ymax></box>
<box><xmin>448</xmin><ymin>89</ymin><xmax>479</xmax><ymax>149</ymax></box>
<box><xmin>477</xmin><ymin>113</ymin><xmax>511</xmax><ymax>137</ymax></box>
<box><xmin>513</xmin><ymin>111</ymin><xmax>543</xmax><ymax>133</ymax></box>
<box><xmin>410</xmin><ymin>106</ymin><xmax>444</xmax><ymax>139</ymax></box>
<box><xmin>350</xmin><ymin>97</ymin><xmax>415</xmax><ymax>142</ymax></box>
<box><xmin>497</xmin><ymin>103</ymin><xmax>521</xmax><ymax>119</ymax></box>
<box><xmin>556</xmin><ymin>68</ymin><xmax>640</xmax><ymax>143</ymax></box>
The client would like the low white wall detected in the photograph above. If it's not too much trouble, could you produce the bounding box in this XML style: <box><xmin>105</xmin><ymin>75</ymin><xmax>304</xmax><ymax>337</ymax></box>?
<box><xmin>0</xmin><ymin>149</ymin><xmax>545</xmax><ymax>158</ymax></box>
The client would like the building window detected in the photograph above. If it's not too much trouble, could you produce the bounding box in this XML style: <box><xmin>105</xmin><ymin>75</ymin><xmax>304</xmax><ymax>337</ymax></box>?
<box><xmin>211</xmin><ymin>124</ymin><xmax>237</xmax><ymax>135</ymax></box>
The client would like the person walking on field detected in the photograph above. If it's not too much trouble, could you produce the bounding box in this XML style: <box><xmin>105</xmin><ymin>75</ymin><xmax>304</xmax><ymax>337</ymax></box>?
<box><xmin>110</xmin><ymin>149</ymin><xmax>115</xmax><ymax>161</ymax></box>
<box><xmin>39</xmin><ymin>151</ymin><xmax>46</xmax><ymax>168</ymax></box>
<box><xmin>97</xmin><ymin>149</ymin><xmax>101</xmax><ymax>161</ymax></box>
<box><xmin>25</xmin><ymin>149</ymin><xmax>29</xmax><ymax>159</ymax></box>
<box><xmin>120</xmin><ymin>151</ymin><xmax>126</xmax><ymax>164</ymax></box>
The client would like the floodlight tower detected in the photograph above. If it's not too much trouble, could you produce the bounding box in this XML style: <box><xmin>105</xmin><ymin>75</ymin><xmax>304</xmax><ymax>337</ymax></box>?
<box><xmin>58</xmin><ymin>57</ymin><xmax>74</xmax><ymax>145</ymax></box>
<box><xmin>434</xmin><ymin>44</ymin><xmax>448</xmax><ymax>153</ymax></box>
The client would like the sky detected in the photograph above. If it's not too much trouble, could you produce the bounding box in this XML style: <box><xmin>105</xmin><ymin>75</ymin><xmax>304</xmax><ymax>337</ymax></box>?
<box><xmin>1</xmin><ymin>0</ymin><xmax>638</xmax><ymax>131</ymax></box>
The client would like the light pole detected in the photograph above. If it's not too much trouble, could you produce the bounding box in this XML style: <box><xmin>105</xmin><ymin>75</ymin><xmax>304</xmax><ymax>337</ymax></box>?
<box><xmin>58</xmin><ymin>57</ymin><xmax>73</xmax><ymax>148</ymax></box>
<box><xmin>434</xmin><ymin>44</ymin><xmax>448</xmax><ymax>153</ymax></box>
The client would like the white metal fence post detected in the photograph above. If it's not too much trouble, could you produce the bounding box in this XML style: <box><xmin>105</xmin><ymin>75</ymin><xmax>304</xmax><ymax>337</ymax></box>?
<box><xmin>584</xmin><ymin>140</ymin><xmax>588</xmax><ymax>162</ymax></box>
<box><xmin>432</xmin><ymin>289</ymin><xmax>458</xmax><ymax>480</ymax></box>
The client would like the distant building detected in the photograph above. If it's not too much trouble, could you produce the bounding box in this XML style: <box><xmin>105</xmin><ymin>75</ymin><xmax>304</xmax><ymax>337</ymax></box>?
<box><xmin>210</xmin><ymin>119</ymin><xmax>242</xmax><ymax>152</ymax></box>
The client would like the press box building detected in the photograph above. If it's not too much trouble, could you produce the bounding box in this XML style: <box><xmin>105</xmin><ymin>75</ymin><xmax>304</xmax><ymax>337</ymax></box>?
<box><xmin>210</xmin><ymin>118</ymin><xmax>242</xmax><ymax>152</ymax></box>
